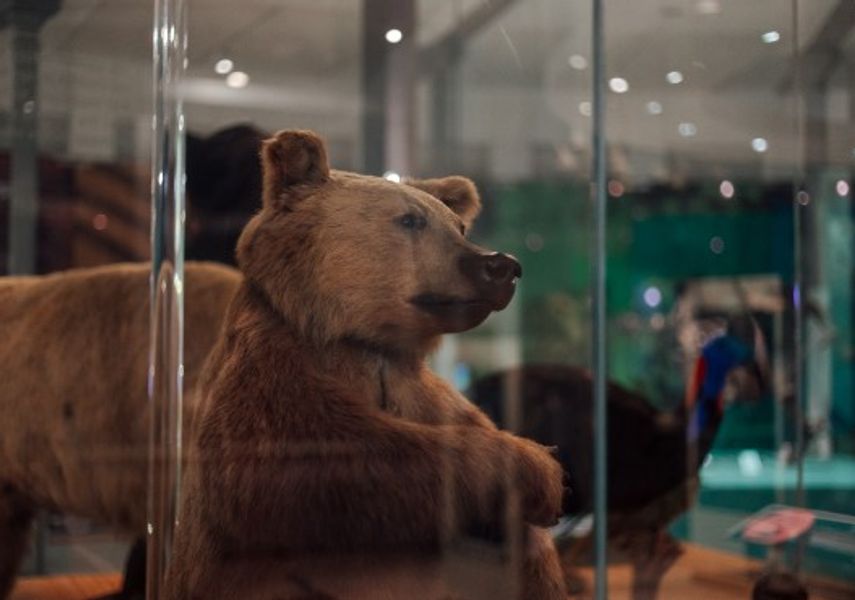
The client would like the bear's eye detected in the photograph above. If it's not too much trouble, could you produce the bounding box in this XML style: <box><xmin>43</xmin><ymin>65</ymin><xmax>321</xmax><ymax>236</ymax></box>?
<box><xmin>398</xmin><ymin>213</ymin><xmax>427</xmax><ymax>231</ymax></box>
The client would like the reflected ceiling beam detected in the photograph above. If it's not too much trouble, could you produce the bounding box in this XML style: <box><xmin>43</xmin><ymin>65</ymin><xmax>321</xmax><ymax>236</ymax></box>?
<box><xmin>418</xmin><ymin>0</ymin><xmax>519</xmax><ymax>77</ymax></box>
<box><xmin>778</xmin><ymin>0</ymin><xmax>855</xmax><ymax>92</ymax></box>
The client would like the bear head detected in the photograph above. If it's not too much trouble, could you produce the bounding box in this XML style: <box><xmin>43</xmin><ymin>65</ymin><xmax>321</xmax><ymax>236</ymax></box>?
<box><xmin>236</xmin><ymin>129</ymin><xmax>521</xmax><ymax>356</ymax></box>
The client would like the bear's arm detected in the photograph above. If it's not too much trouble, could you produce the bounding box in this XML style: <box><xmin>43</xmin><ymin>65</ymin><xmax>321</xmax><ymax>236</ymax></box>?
<box><xmin>416</xmin><ymin>369</ymin><xmax>498</xmax><ymax>429</ymax></box>
<box><xmin>193</xmin><ymin>396</ymin><xmax>561</xmax><ymax>553</ymax></box>
<box><xmin>386</xmin><ymin>366</ymin><xmax>497</xmax><ymax>429</ymax></box>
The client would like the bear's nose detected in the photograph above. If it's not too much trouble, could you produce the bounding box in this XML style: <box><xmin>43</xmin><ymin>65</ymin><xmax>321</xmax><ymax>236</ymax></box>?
<box><xmin>483</xmin><ymin>253</ymin><xmax>522</xmax><ymax>284</ymax></box>
<box><xmin>460</xmin><ymin>252</ymin><xmax>523</xmax><ymax>288</ymax></box>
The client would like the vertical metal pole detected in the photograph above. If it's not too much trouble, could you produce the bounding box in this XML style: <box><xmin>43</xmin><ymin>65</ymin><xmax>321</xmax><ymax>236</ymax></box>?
<box><xmin>790</xmin><ymin>0</ymin><xmax>806</xmax><ymax>509</ymax></box>
<box><xmin>2</xmin><ymin>0</ymin><xmax>61</xmax><ymax>274</ymax></box>
<box><xmin>361</xmin><ymin>0</ymin><xmax>389</xmax><ymax>175</ymax></box>
<box><xmin>384</xmin><ymin>0</ymin><xmax>416</xmax><ymax>177</ymax></box>
<box><xmin>147</xmin><ymin>0</ymin><xmax>186</xmax><ymax>597</ymax></box>
<box><xmin>590</xmin><ymin>0</ymin><xmax>608</xmax><ymax>598</ymax></box>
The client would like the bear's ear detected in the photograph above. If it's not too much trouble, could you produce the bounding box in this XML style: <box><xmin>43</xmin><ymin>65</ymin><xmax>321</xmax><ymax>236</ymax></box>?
<box><xmin>405</xmin><ymin>176</ymin><xmax>481</xmax><ymax>228</ymax></box>
<box><xmin>260</xmin><ymin>129</ymin><xmax>330</xmax><ymax>208</ymax></box>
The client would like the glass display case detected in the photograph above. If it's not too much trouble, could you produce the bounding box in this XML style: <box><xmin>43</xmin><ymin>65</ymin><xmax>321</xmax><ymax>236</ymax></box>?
<box><xmin>1</xmin><ymin>1</ymin><xmax>853</xmax><ymax>599</ymax></box>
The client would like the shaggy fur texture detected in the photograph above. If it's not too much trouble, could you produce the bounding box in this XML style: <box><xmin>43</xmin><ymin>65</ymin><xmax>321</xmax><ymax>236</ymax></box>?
<box><xmin>0</xmin><ymin>262</ymin><xmax>241</xmax><ymax>599</ymax></box>
<box><xmin>164</xmin><ymin>130</ymin><xmax>566</xmax><ymax>600</ymax></box>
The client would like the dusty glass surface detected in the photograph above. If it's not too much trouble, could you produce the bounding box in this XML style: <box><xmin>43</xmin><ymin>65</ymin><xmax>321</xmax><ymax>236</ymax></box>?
<box><xmin>2</xmin><ymin>1</ymin><xmax>854</xmax><ymax>600</ymax></box>
<box><xmin>0</xmin><ymin>0</ymin><xmax>154</xmax><ymax>593</ymax></box>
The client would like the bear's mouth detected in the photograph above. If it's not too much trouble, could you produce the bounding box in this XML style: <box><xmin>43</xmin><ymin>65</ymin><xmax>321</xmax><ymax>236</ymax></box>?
<box><xmin>410</xmin><ymin>294</ymin><xmax>497</xmax><ymax>332</ymax></box>
<box><xmin>410</xmin><ymin>293</ymin><xmax>493</xmax><ymax>310</ymax></box>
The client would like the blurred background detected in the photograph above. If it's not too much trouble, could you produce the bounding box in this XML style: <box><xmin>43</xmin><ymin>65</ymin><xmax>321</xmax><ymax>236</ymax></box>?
<box><xmin>1</xmin><ymin>1</ymin><xmax>853</xmax><ymax>598</ymax></box>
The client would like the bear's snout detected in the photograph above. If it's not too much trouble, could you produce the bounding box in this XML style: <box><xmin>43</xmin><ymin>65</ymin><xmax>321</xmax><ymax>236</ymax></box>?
<box><xmin>458</xmin><ymin>251</ymin><xmax>522</xmax><ymax>306</ymax></box>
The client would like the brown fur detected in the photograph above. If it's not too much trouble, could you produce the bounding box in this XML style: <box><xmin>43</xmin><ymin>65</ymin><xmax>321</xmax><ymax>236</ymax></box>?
<box><xmin>0</xmin><ymin>262</ymin><xmax>241</xmax><ymax>598</ymax></box>
<box><xmin>165</xmin><ymin>130</ymin><xmax>566</xmax><ymax>599</ymax></box>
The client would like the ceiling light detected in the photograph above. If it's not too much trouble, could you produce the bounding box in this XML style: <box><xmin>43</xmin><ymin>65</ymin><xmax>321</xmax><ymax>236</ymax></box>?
<box><xmin>568</xmin><ymin>54</ymin><xmax>588</xmax><ymax>70</ymax></box>
<box><xmin>751</xmin><ymin>137</ymin><xmax>768</xmax><ymax>153</ymax></box>
<box><xmin>609</xmin><ymin>77</ymin><xmax>629</xmax><ymax>93</ymax></box>
<box><xmin>643</xmin><ymin>286</ymin><xmax>662</xmax><ymax>308</ymax></box>
<box><xmin>383</xmin><ymin>171</ymin><xmax>401</xmax><ymax>183</ymax></box>
<box><xmin>696</xmin><ymin>0</ymin><xmax>721</xmax><ymax>15</ymax></box>
<box><xmin>678</xmin><ymin>122</ymin><xmax>697</xmax><ymax>137</ymax></box>
<box><xmin>709</xmin><ymin>236</ymin><xmax>725</xmax><ymax>254</ymax></box>
<box><xmin>214</xmin><ymin>58</ymin><xmax>233</xmax><ymax>75</ymax></box>
<box><xmin>385</xmin><ymin>28</ymin><xmax>403</xmax><ymax>44</ymax></box>
<box><xmin>666</xmin><ymin>70</ymin><xmax>684</xmax><ymax>84</ymax></box>
<box><xmin>836</xmin><ymin>180</ymin><xmax>850</xmax><ymax>197</ymax></box>
<box><xmin>578</xmin><ymin>101</ymin><xmax>592</xmax><ymax>117</ymax></box>
<box><xmin>646</xmin><ymin>101</ymin><xmax>663</xmax><ymax>115</ymax></box>
<box><xmin>719</xmin><ymin>180</ymin><xmax>735</xmax><ymax>199</ymax></box>
<box><xmin>225</xmin><ymin>71</ymin><xmax>249</xmax><ymax>88</ymax></box>
<box><xmin>761</xmin><ymin>31</ymin><xmax>780</xmax><ymax>44</ymax></box>
<box><xmin>608</xmin><ymin>180</ymin><xmax>625</xmax><ymax>197</ymax></box>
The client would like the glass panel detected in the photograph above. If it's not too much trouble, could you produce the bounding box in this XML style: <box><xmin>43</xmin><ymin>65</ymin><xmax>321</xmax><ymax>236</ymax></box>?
<box><xmin>1</xmin><ymin>0</ymin><xmax>154</xmax><ymax>596</ymax></box>
<box><xmin>600</xmin><ymin>0</ymin><xmax>855</xmax><ymax>598</ymax></box>
<box><xmin>162</xmin><ymin>0</ymin><xmax>594</xmax><ymax>598</ymax></box>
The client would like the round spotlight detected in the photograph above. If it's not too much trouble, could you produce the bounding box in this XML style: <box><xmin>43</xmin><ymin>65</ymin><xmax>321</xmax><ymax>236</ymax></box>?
<box><xmin>761</xmin><ymin>31</ymin><xmax>781</xmax><ymax>44</ymax></box>
<box><xmin>696</xmin><ymin>0</ymin><xmax>721</xmax><ymax>15</ymax></box>
<box><xmin>214</xmin><ymin>58</ymin><xmax>233</xmax><ymax>75</ymax></box>
<box><xmin>383</xmin><ymin>171</ymin><xmax>401</xmax><ymax>183</ymax></box>
<box><xmin>666</xmin><ymin>70</ymin><xmax>684</xmax><ymax>84</ymax></box>
<box><xmin>385</xmin><ymin>28</ymin><xmax>403</xmax><ymax>44</ymax></box>
<box><xmin>643</xmin><ymin>286</ymin><xmax>662</xmax><ymax>308</ymax></box>
<box><xmin>719</xmin><ymin>179</ymin><xmax>735</xmax><ymax>199</ymax></box>
<box><xmin>568</xmin><ymin>54</ymin><xmax>588</xmax><ymax>70</ymax></box>
<box><xmin>797</xmin><ymin>190</ymin><xmax>811</xmax><ymax>205</ymax></box>
<box><xmin>678</xmin><ymin>122</ymin><xmax>698</xmax><ymax>137</ymax></box>
<box><xmin>836</xmin><ymin>179</ymin><xmax>850</xmax><ymax>197</ymax></box>
<box><xmin>609</xmin><ymin>77</ymin><xmax>629</xmax><ymax>93</ymax></box>
<box><xmin>92</xmin><ymin>213</ymin><xmax>108</xmax><ymax>231</ymax></box>
<box><xmin>646</xmin><ymin>101</ymin><xmax>663</xmax><ymax>115</ymax></box>
<box><xmin>710</xmin><ymin>236</ymin><xmax>725</xmax><ymax>254</ymax></box>
<box><xmin>608</xmin><ymin>180</ymin><xmax>625</xmax><ymax>197</ymax></box>
<box><xmin>751</xmin><ymin>137</ymin><xmax>769</xmax><ymax>153</ymax></box>
<box><xmin>225</xmin><ymin>71</ymin><xmax>249</xmax><ymax>88</ymax></box>
<box><xmin>578</xmin><ymin>101</ymin><xmax>592</xmax><ymax>117</ymax></box>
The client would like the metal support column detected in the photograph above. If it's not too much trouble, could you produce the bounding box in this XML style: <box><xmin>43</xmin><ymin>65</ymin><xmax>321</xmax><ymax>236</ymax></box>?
<box><xmin>0</xmin><ymin>0</ymin><xmax>60</xmax><ymax>275</ymax></box>
<box><xmin>360</xmin><ymin>0</ymin><xmax>415</xmax><ymax>176</ymax></box>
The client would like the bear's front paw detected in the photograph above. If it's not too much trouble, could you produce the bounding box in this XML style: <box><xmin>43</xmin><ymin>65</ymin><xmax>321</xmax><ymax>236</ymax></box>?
<box><xmin>508</xmin><ymin>436</ymin><xmax>564</xmax><ymax>527</ymax></box>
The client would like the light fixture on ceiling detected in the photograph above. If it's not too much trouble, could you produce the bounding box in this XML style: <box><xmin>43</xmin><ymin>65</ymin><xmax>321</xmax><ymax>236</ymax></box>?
<box><xmin>709</xmin><ymin>236</ymin><xmax>725</xmax><ymax>254</ymax></box>
<box><xmin>568</xmin><ymin>54</ymin><xmax>588</xmax><ymax>70</ymax></box>
<box><xmin>666</xmin><ymin>70</ymin><xmax>684</xmax><ymax>85</ymax></box>
<box><xmin>696</xmin><ymin>0</ymin><xmax>721</xmax><ymax>15</ymax></box>
<box><xmin>609</xmin><ymin>77</ymin><xmax>629</xmax><ymax>93</ymax></box>
<box><xmin>646</xmin><ymin>101</ymin><xmax>663</xmax><ymax>115</ymax></box>
<box><xmin>214</xmin><ymin>58</ymin><xmax>233</xmax><ymax>75</ymax></box>
<box><xmin>678</xmin><ymin>122</ymin><xmax>697</xmax><ymax>137</ymax></box>
<box><xmin>761</xmin><ymin>31</ymin><xmax>781</xmax><ymax>44</ymax></box>
<box><xmin>226</xmin><ymin>71</ymin><xmax>249</xmax><ymax>88</ymax></box>
<box><xmin>578</xmin><ymin>101</ymin><xmax>592</xmax><ymax>117</ymax></box>
<box><xmin>643</xmin><ymin>286</ymin><xmax>662</xmax><ymax>308</ymax></box>
<box><xmin>751</xmin><ymin>137</ymin><xmax>768</xmax><ymax>153</ymax></box>
<box><xmin>836</xmin><ymin>180</ymin><xmax>850</xmax><ymax>197</ymax></box>
<box><xmin>383</xmin><ymin>171</ymin><xmax>401</xmax><ymax>183</ymax></box>
<box><xmin>719</xmin><ymin>180</ymin><xmax>735</xmax><ymax>199</ymax></box>
<box><xmin>608</xmin><ymin>180</ymin><xmax>625</xmax><ymax>197</ymax></box>
<box><xmin>385</xmin><ymin>28</ymin><xmax>403</xmax><ymax>44</ymax></box>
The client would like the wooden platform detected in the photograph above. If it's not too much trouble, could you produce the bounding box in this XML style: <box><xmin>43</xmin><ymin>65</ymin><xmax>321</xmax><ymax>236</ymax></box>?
<box><xmin>10</xmin><ymin>573</ymin><xmax>121</xmax><ymax>600</ymax></box>
<box><xmin>10</xmin><ymin>544</ymin><xmax>854</xmax><ymax>599</ymax></box>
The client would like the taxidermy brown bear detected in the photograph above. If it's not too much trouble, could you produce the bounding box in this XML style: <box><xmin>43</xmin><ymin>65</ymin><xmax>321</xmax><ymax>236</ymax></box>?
<box><xmin>0</xmin><ymin>261</ymin><xmax>240</xmax><ymax>599</ymax></box>
<box><xmin>163</xmin><ymin>130</ymin><xmax>567</xmax><ymax>600</ymax></box>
